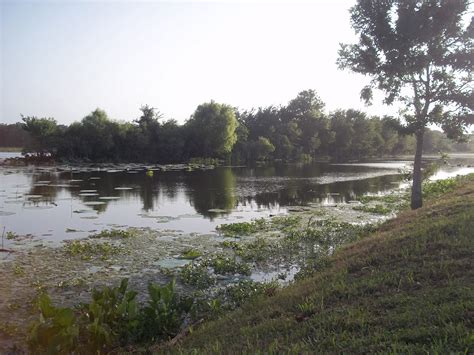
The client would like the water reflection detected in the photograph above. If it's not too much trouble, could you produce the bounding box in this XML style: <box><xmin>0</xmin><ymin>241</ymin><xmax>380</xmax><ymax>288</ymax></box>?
<box><xmin>1</xmin><ymin>158</ymin><xmax>472</xmax><ymax>241</ymax></box>
<box><xmin>24</xmin><ymin>163</ymin><xmax>405</xmax><ymax>215</ymax></box>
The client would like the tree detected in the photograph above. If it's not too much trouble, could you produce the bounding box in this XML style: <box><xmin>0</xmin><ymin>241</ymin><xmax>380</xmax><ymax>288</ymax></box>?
<box><xmin>186</xmin><ymin>101</ymin><xmax>238</xmax><ymax>158</ymax></box>
<box><xmin>21</xmin><ymin>115</ymin><xmax>59</xmax><ymax>156</ymax></box>
<box><xmin>338</xmin><ymin>0</ymin><xmax>473</xmax><ymax>209</ymax></box>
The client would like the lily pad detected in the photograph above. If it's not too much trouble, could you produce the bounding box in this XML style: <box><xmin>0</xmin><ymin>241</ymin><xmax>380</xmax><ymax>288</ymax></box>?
<box><xmin>0</xmin><ymin>211</ymin><xmax>16</xmax><ymax>216</ymax></box>
<box><xmin>83</xmin><ymin>201</ymin><xmax>106</xmax><ymax>206</ymax></box>
<box><xmin>73</xmin><ymin>209</ymin><xmax>95</xmax><ymax>214</ymax></box>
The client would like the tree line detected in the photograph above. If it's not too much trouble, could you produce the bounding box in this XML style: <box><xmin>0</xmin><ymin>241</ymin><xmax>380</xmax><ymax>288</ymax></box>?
<box><xmin>1</xmin><ymin>89</ymin><xmax>472</xmax><ymax>163</ymax></box>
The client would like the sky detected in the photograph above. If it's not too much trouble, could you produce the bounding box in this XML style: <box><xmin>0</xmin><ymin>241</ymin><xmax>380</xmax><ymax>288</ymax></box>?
<box><xmin>1</xmin><ymin>0</ymin><xmax>399</xmax><ymax>125</ymax></box>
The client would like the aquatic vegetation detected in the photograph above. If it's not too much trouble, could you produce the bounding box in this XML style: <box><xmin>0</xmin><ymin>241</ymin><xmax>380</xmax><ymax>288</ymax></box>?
<box><xmin>205</xmin><ymin>256</ymin><xmax>251</xmax><ymax>276</ymax></box>
<box><xmin>180</xmin><ymin>248</ymin><xmax>202</xmax><ymax>260</ymax></box>
<box><xmin>353</xmin><ymin>204</ymin><xmax>392</xmax><ymax>215</ymax></box>
<box><xmin>422</xmin><ymin>177</ymin><xmax>458</xmax><ymax>197</ymax></box>
<box><xmin>270</xmin><ymin>215</ymin><xmax>302</xmax><ymax>232</ymax></box>
<box><xmin>235</xmin><ymin>238</ymin><xmax>276</xmax><ymax>262</ymax></box>
<box><xmin>357</xmin><ymin>193</ymin><xmax>402</xmax><ymax>204</ymax></box>
<box><xmin>63</xmin><ymin>240</ymin><xmax>123</xmax><ymax>259</ymax></box>
<box><xmin>180</xmin><ymin>263</ymin><xmax>215</xmax><ymax>289</ymax></box>
<box><xmin>90</xmin><ymin>229</ymin><xmax>136</xmax><ymax>239</ymax></box>
<box><xmin>217</xmin><ymin>218</ymin><xmax>268</xmax><ymax>237</ymax></box>
<box><xmin>13</xmin><ymin>265</ymin><xmax>25</xmax><ymax>276</ymax></box>
<box><xmin>28</xmin><ymin>279</ymin><xmax>192</xmax><ymax>353</ymax></box>
<box><xmin>219</xmin><ymin>240</ymin><xmax>244</xmax><ymax>252</ymax></box>
<box><xmin>5</xmin><ymin>231</ymin><xmax>18</xmax><ymax>240</ymax></box>
<box><xmin>139</xmin><ymin>279</ymin><xmax>193</xmax><ymax>342</ymax></box>
<box><xmin>28</xmin><ymin>293</ymin><xmax>80</xmax><ymax>354</ymax></box>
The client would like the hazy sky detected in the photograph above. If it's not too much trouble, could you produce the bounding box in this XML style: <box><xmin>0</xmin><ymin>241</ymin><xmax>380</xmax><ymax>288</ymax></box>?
<box><xmin>1</xmin><ymin>0</ymin><xmax>398</xmax><ymax>125</ymax></box>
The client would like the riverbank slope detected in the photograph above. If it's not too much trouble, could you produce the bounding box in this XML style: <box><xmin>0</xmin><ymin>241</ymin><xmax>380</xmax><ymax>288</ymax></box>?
<box><xmin>171</xmin><ymin>175</ymin><xmax>474</xmax><ymax>353</ymax></box>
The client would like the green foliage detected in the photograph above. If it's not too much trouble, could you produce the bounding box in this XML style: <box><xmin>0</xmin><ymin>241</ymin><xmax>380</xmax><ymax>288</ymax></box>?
<box><xmin>81</xmin><ymin>279</ymin><xmax>139</xmax><ymax>350</ymax></box>
<box><xmin>21</xmin><ymin>115</ymin><xmax>59</xmax><ymax>157</ymax></box>
<box><xmin>140</xmin><ymin>280</ymin><xmax>193</xmax><ymax>341</ymax></box>
<box><xmin>205</xmin><ymin>256</ymin><xmax>252</xmax><ymax>276</ymax></box>
<box><xmin>28</xmin><ymin>279</ymin><xmax>192</xmax><ymax>353</ymax></box>
<box><xmin>64</xmin><ymin>240</ymin><xmax>122</xmax><ymax>260</ymax></box>
<box><xmin>28</xmin><ymin>293</ymin><xmax>80</xmax><ymax>354</ymax></box>
<box><xmin>235</xmin><ymin>238</ymin><xmax>275</xmax><ymax>262</ymax></box>
<box><xmin>217</xmin><ymin>218</ymin><xmax>268</xmax><ymax>237</ymax></box>
<box><xmin>5</xmin><ymin>231</ymin><xmax>18</xmax><ymax>240</ymax></box>
<box><xmin>186</xmin><ymin>101</ymin><xmax>238</xmax><ymax>158</ymax></box>
<box><xmin>338</xmin><ymin>0</ymin><xmax>473</xmax><ymax>208</ymax></box>
<box><xmin>180</xmin><ymin>248</ymin><xmax>202</xmax><ymax>260</ymax></box>
<box><xmin>218</xmin><ymin>280</ymin><xmax>279</xmax><ymax>308</ymax></box>
<box><xmin>179</xmin><ymin>263</ymin><xmax>215</xmax><ymax>289</ymax></box>
<box><xmin>90</xmin><ymin>229</ymin><xmax>135</xmax><ymax>239</ymax></box>
<box><xmin>17</xmin><ymin>93</ymin><xmax>468</xmax><ymax>164</ymax></box>
<box><xmin>423</xmin><ymin>177</ymin><xmax>458</xmax><ymax>197</ymax></box>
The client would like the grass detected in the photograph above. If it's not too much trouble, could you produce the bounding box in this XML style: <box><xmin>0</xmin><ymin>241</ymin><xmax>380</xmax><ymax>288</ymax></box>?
<box><xmin>169</xmin><ymin>174</ymin><xmax>474</xmax><ymax>353</ymax></box>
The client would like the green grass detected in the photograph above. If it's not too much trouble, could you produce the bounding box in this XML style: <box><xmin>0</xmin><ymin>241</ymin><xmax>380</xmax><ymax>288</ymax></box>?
<box><xmin>169</xmin><ymin>175</ymin><xmax>474</xmax><ymax>353</ymax></box>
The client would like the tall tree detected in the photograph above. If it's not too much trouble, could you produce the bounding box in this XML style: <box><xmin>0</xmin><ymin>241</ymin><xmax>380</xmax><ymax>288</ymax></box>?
<box><xmin>338</xmin><ymin>0</ymin><xmax>473</xmax><ymax>209</ymax></box>
<box><xmin>186</xmin><ymin>101</ymin><xmax>238</xmax><ymax>158</ymax></box>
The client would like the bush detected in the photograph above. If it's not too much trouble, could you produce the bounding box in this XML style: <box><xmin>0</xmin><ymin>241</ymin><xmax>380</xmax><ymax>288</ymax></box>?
<box><xmin>28</xmin><ymin>279</ymin><xmax>192</xmax><ymax>353</ymax></box>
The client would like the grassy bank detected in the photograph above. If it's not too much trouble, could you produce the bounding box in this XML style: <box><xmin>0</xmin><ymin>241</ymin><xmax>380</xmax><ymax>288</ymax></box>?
<box><xmin>170</xmin><ymin>176</ymin><xmax>474</xmax><ymax>353</ymax></box>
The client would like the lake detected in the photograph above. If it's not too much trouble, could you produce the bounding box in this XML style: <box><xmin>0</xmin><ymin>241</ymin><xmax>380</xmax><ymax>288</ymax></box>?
<box><xmin>1</xmin><ymin>157</ymin><xmax>473</xmax><ymax>244</ymax></box>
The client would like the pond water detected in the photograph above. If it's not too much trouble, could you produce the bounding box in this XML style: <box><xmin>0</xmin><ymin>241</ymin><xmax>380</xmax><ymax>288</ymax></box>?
<box><xmin>1</xmin><ymin>157</ymin><xmax>473</xmax><ymax>244</ymax></box>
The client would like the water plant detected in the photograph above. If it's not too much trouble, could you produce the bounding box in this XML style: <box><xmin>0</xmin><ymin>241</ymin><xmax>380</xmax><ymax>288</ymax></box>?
<box><xmin>28</xmin><ymin>279</ymin><xmax>193</xmax><ymax>353</ymax></box>
<box><xmin>422</xmin><ymin>177</ymin><xmax>458</xmax><ymax>197</ymax></box>
<box><xmin>205</xmin><ymin>256</ymin><xmax>251</xmax><ymax>276</ymax></box>
<box><xmin>90</xmin><ymin>229</ymin><xmax>136</xmax><ymax>239</ymax></box>
<box><xmin>180</xmin><ymin>248</ymin><xmax>202</xmax><ymax>260</ymax></box>
<box><xmin>64</xmin><ymin>240</ymin><xmax>123</xmax><ymax>260</ymax></box>
<box><xmin>353</xmin><ymin>204</ymin><xmax>392</xmax><ymax>215</ymax></box>
<box><xmin>217</xmin><ymin>218</ymin><xmax>268</xmax><ymax>237</ymax></box>
<box><xmin>5</xmin><ymin>231</ymin><xmax>18</xmax><ymax>240</ymax></box>
<box><xmin>180</xmin><ymin>263</ymin><xmax>215</xmax><ymax>289</ymax></box>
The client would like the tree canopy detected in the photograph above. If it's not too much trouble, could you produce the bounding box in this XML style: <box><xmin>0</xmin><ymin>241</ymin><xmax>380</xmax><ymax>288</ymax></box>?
<box><xmin>338</xmin><ymin>0</ymin><xmax>473</xmax><ymax>209</ymax></box>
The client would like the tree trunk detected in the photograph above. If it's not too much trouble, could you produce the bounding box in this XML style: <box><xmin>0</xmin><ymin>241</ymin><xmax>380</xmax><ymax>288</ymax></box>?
<box><xmin>411</xmin><ymin>129</ymin><xmax>424</xmax><ymax>210</ymax></box>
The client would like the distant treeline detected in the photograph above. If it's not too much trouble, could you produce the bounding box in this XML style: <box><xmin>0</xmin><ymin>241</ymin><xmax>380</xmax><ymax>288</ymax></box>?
<box><xmin>2</xmin><ymin>90</ymin><xmax>473</xmax><ymax>163</ymax></box>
